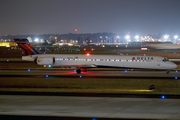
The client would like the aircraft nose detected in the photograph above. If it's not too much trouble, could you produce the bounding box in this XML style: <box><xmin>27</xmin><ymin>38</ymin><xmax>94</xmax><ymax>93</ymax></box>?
<box><xmin>170</xmin><ymin>62</ymin><xmax>177</xmax><ymax>69</ymax></box>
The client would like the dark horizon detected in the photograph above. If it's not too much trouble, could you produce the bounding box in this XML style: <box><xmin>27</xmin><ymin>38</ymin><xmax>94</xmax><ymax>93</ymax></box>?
<box><xmin>1</xmin><ymin>0</ymin><xmax>180</xmax><ymax>36</ymax></box>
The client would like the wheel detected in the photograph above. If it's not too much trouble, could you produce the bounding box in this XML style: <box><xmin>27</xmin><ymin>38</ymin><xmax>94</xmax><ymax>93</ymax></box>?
<box><xmin>76</xmin><ymin>69</ymin><xmax>81</xmax><ymax>74</ymax></box>
<box><xmin>166</xmin><ymin>70</ymin><xmax>170</xmax><ymax>74</ymax></box>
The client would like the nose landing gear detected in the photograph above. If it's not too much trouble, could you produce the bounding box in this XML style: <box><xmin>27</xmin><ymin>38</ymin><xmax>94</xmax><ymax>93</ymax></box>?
<box><xmin>76</xmin><ymin>68</ymin><xmax>87</xmax><ymax>74</ymax></box>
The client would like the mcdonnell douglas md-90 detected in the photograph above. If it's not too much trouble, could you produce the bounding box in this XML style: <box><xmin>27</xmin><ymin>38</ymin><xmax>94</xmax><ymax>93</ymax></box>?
<box><xmin>14</xmin><ymin>39</ymin><xmax>177</xmax><ymax>74</ymax></box>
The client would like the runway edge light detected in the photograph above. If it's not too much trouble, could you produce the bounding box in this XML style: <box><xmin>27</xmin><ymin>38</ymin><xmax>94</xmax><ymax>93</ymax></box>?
<box><xmin>28</xmin><ymin>69</ymin><xmax>30</xmax><ymax>71</ymax></box>
<box><xmin>161</xmin><ymin>95</ymin><xmax>165</xmax><ymax>99</ymax></box>
<box><xmin>46</xmin><ymin>75</ymin><xmax>48</xmax><ymax>78</ymax></box>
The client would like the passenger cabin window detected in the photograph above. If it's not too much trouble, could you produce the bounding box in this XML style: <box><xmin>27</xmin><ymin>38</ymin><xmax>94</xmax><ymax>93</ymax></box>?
<box><xmin>96</xmin><ymin>59</ymin><xmax>100</xmax><ymax>61</ymax></box>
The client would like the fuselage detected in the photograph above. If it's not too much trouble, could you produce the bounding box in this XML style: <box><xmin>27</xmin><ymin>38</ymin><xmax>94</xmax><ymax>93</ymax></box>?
<box><xmin>22</xmin><ymin>54</ymin><xmax>177</xmax><ymax>70</ymax></box>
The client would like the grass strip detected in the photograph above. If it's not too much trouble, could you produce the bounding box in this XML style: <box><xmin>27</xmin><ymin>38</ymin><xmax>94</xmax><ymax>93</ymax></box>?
<box><xmin>0</xmin><ymin>77</ymin><xmax>180</xmax><ymax>95</ymax></box>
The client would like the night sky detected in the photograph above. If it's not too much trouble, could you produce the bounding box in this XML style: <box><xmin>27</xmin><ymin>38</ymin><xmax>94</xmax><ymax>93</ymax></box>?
<box><xmin>0</xmin><ymin>0</ymin><xmax>180</xmax><ymax>35</ymax></box>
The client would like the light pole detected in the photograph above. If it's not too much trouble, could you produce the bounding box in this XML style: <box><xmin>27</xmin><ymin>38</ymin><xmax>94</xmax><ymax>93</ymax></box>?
<box><xmin>125</xmin><ymin>35</ymin><xmax>130</xmax><ymax>43</ymax></box>
<box><xmin>117</xmin><ymin>36</ymin><xmax>120</xmax><ymax>43</ymax></box>
<box><xmin>174</xmin><ymin>35</ymin><xmax>178</xmax><ymax>44</ymax></box>
<box><xmin>135</xmin><ymin>35</ymin><xmax>139</xmax><ymax>41</ymax></box>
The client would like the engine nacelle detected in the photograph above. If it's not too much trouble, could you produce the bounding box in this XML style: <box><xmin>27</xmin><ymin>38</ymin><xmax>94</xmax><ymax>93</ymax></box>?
<box><xmin>37</xmin><ymin>57</ymin><xmax>55</xmax><ymax>65</ymax></box>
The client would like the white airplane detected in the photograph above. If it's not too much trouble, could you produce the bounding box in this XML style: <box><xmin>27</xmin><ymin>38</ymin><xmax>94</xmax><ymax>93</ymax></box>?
<box><xmin>14</xmin><ymin>39</ymin><xmax>177</xmax><ymax>74</ymax></box>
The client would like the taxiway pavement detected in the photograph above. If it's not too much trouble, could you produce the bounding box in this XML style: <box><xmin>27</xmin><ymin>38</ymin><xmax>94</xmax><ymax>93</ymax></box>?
<box><xmin>0</xmin><ymin>69</ymin><xmax>179</xmax><ymax>78</ymax></box>
<box><xmin>0</xmin><ymin>95</ymin><xmax>180</xmax><ymax>119</ymax></box>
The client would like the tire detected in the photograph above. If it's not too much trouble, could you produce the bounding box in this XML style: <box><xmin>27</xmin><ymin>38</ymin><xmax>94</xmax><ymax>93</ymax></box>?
<box><xmin>76</xmin><ymin>69</ymin><xmax>81</xmax><ymax>74</ymax></box>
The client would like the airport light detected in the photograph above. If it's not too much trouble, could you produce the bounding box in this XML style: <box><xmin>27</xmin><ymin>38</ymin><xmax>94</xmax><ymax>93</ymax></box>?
<box><xmin>174</xmin><ymin>35</ymin><xmax>178</xmax><ymax>39</ymax></box>
<box><xmin>125</xmin><ymin>35</ymin><xmax>130</xmax><ymax>40</ymax></box>
<box><xmin>163</xmin><ymin>35</ymin><xmax>169</xmax><ymax>40</ymax></box>
<box><xmin>125</xmin><ymin>35</ymin><xmax>131</xmax><ymax>42</ymax></box>
<box><xmin>34</xmin><ymin>38</ymin><xmax>39</xmax><ymax>42</ymax></box>
<box><xmin>135</xmin><ymin>35</ymin><xmax>139</xmax><ymax>41</ymax></box>
<box><xmin>161</xmin><ymin>95</ymin><xmax>165</xmax><ymax>99</ymax></box>
<box><xmin>174</xmin><ymin>35</ymin><xmax>178</xmax><ymax>43</ymax></box>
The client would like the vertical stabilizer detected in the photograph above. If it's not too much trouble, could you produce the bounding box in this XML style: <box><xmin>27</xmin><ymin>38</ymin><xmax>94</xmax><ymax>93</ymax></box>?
<box><xmin>14</xmin><ymin>39</ymin><xmax>41</xmax><ymax>56</ymax></box>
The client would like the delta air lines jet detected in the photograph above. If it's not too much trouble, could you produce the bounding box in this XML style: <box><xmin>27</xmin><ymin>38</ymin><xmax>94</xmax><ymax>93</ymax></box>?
<box><xmin>14</xmin><ymin>39</ymin><xmax>177</xmax><ymax>74</ymax></box>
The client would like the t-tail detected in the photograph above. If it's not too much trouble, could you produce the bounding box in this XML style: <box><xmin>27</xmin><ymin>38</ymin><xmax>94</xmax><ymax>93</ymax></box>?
<box><xmin>14</xmin><ymin>39</ymin><xmax>41</xmax><ymax>56</ymax></box>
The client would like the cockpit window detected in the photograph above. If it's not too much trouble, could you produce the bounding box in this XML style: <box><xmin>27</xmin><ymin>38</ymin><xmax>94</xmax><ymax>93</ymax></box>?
<box><xmin>162</xmin><ymin>57</ymin><xmax>169</xmax><ymax>62</ymax></box>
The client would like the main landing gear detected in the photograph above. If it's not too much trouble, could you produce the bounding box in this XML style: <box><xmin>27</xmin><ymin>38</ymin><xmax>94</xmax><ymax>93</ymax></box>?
<box><xmin>76</xmin><ymin>69</ymin><xmax>81</xmax><ymax>74</ymax></box>
<box><xmin>76</xmin><ymin>68</ymin><xmax>87</xmax><ymax>74</ymax></box>
<box><xmin>166</xmin><ymin>69</ymin><xmax>170</xmax><ymax>74</ymax></box>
